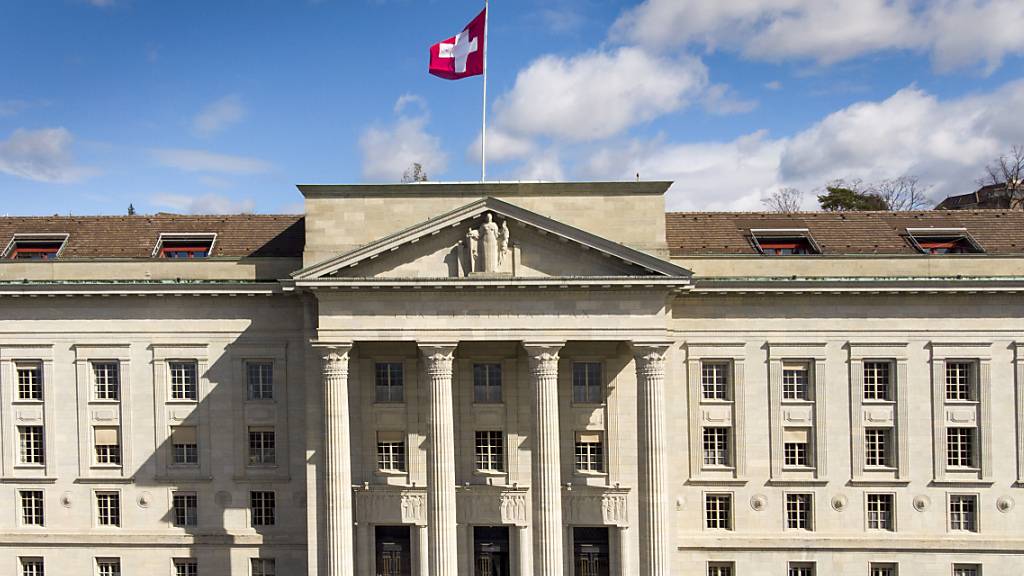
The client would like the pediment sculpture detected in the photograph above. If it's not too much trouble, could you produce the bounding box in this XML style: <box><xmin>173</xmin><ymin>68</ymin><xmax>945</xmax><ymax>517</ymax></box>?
<box><xmin>460</xmin><ymin>212</ymin><xmax>515</xmax><ymax>276</ymax></box>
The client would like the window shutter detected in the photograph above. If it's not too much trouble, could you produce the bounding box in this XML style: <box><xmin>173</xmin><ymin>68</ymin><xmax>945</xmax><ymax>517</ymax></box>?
<box><xmin>783</xmin><ymin>428</ymin><xmax>810</xmax><ymax>443</ymax></box>
<box><xmin>172</xmin><ymin>426</ymin><xmax>197</xmax><ymax>444</ymax></box>
<box><xmin>94</xmin><ymin>427</ymin><xmax>120</xmax><ymax>445</ymax></box>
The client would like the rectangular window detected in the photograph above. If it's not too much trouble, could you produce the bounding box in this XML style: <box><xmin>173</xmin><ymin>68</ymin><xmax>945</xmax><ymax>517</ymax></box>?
<box><xmin>169</xmin><ymin>361</ymin><xmax>198</xmax><ymax>400</ymax></box>
<box><xmin>782</xmin><ymin>362</ymin><xmax>810</xmax><ymax>400</ymax></box>
<box><xmin>251</xmin><ymin>559</ymin><xmax>276</xmax><ymax>576</ymax></box>
<box><xmin>173</xmin><ymin>559</ymin><xmax>198</xmax><ymax>576</ymax></box>
<box><xmin>157</xmin><ymin>234</ymin><xmax>215</xmax><ymax>259</ymax></box>
<box><xmin>572</xmin><ymin>362</ymin><xmax>603</xmax><ymax>404</ymax></box>
<box><xmin>20</xmin><ymin>558</ymin><xmax>44</xmax><ymax>576</ymax></box>
<box><xmin>6</xmin><ymin>236</ymin><xmax>65</xmax><ymax>260</ymax></box>
<box><xmin>16</xmin><ymin>363</ymin><xmax>43</xmax><ymax>401</ymax></box>
<box><xmin>945</xmin><ymin>362</ymin><xmax>975</xmax><ymax>401</ymax></box>
<box><xmin>701</xmin><ymin>362</ymin><xmax>730</xmax><ymax>400</ymax></box>
<box><xmin>707</xmin><ymin>563</ymin><xmax>733</xmax><ymax>576</ymax></box>
<box><xmin>867</xmin><ymin>494</ymin><xmax>894</xmax><ymax>531</ymax></box>
<box><xmin>474</xmin><ymin>430</ymin><xmax>505</xmax><ymax>472</ymax></box>
<box><xmin>96</xmin><ymin>558</ymin><xmax>121</xmax><ymax>576</ymax></box>
<box><xmin>19</xmin><ymin>490</ymin><xmax>44</xmax><ymax>526</ymax></box>
<box><xmin>864</xmin><ymin>361</ymin><xmax>891</xmax><ymax>401</ymax></box>
<box><xmin>574</xmin><ymin>432</ymin><xmax>604</xmax><ymax>473</ymax></box>
<box><xmin>946</xmin><ymin>428</ymin><xmax>976</xmax><ymax>468</ymax></box>
<box><xmin>953</xmin><ymin>565</ymin><xmax>979</xmax><ymax>576</ymax></box>
<box><xmin>96</xmin><ymin>492</ymin><xmax>120</xmax><ymax>527</ymax></box>
<box><xmin>865</xmin><ymin>428</ymin><xmax>892</xmax><ymax>468</ymax></box>
<box><xmin>950</xmin><ymin>495</ymin><xmax>978</xmax><ymax>532</ymax></box>
<box><xmin>374</xmin><ymin>362</ymin><xmax>404</xmax><ymax>403</ymax></box>
<box><xmin>251</xmin><ymin>491</ymin><xmax>275</xmax><ymax>526</ymax></box>
<box><xmin>788</xmin><ymin>564</ymin><xmax>815</xmax><ymax>576</ymax></box>
<box><xmin>704</xmin><ymin>493</ymin><xmax>732</xmax><ymax>530</ymax></box>
<box><xmin>92</xmin><ymin>362</ymin><xmax>120</xmax><ymax>401</ymax></box>
<box><xmin>783</xmin><ymin>428</ymin><xmax>810</xmax><ymax>468</ymax></box>
<box><xmin>172</xmin><ymin>492</ymin><xmax>198</xmax><ymax>527</ymax></box>
<box><xmin>248</xmin><ymin>427</ymin><xmax>277</xmax><ymax>466</ymax></box>
<box><xmin>171</xmin><ymin>426</ymin><xmax>198</xmax><ymax>465</ymax></box>
<box><xmin>870</xmin><ymin>564</ymin><xmax>897</xmax><ymax>576</ymax></box>
<box><xmin>702</xmin><ymin>427</ymin><xmax>730</xmax><ymax>467</ymax></box>
<box><xmin>376</xmin><ymin>431</ymin><xmax>406</xmax><ymax>472</ymax></box>
<box><xmin>473</xmin><ymin>363</ymin><xmax>502</xmax><ymax>403</ymax></box>
<box><xmin>94</xmin><ymin>426</ymin><xmax>121</xmax><ymax>465</ymax></box>
<box><xmin>785</xmin><ymin>493</ymin><xmax>813</xmax><ymax>530</ymax></box>
<box><xmin>246</xmin><ymin>361</ymin><xmax>274</xmax><ymax>400</ymax></box>
<box><xmin>18</xmin><ymin>426</ymin><xmax>44</xmax><ymax>465</ymax></box>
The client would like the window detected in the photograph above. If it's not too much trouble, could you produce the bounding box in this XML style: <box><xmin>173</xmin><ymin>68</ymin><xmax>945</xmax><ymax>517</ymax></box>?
<box><xmin>864</xmin><ymin>361</ymin><xmax>891</xmax><ymax>401</ymax></box>
<box><xmin>865</xmin><ymin>429</ymin><xmax>892</xmax><ymax>468</ymax></box>
<box><xmin>906</xmin><ymin>228</ymin><xmax>982</xmax><ymax>255</ymax></box>
<box><xmin>785</xmin><ymin>493</ymin><xmax>813</xmax><ymax>530</ymax></box>
<box><xmin>251</xmin><ymin>559</ymin><xmax>276</xmax><ymax>576</ymax></box>
<box><xmin>867</xmin><ymin>494</ymin><xmax>894</xmax><ymax>531</ymax></box>
<box><xmin>248</xmin><ymin>427</ymin><xmax>277</xmax><ymax>466</ymax></box>
<box><xmin>574</xmin><ymin>432</ymin><xmax>604</xmax><ymax>473</ymax></box>
<box><xmin>572</xmin><ymin>362</ymin><xmax>603</xmax><ymax>404</ymax></box>
<box><xmin>949</xmin><ymin>495</ymin><xmax>978</xmax><ymax>532</ymax></box>
<box><xmin>945</xmin><ymin>362</ymin><xmax>975</xmax><ymax>401</ymax></box>
<box><xmin>94</xmin><ymin>426</ymin><xmax>121</xmax><ymax>465</ymax></box>
<box><xmin>947</xmin><ymin>428</ymin><xmax>976</xmax><ymax>468</ymax></box>
<box><xmin>751</xmin><ymin>229</ymin><xmax>819</xmax><ymax>255</ymax></box>
<box><xmin>246</xmin><ymin>361</ymin><xmax>274</xmax><ymax>400</ymax></box>
<box><xmin>701</xmin><ymin>362</ymin><xmax>730</xmax><ymax>400</ymax></box>
<box><xmin>788</xmin><ymin>563</ymin><xmax>815</xmax><ymax>576</ymax></box>
<box><xmin>169</xmin><ymin>361</ymin><xmax>198</xmax><ymax>400</ymax></box>
<box><xmin>702</xmin><ymin>427</ymin><xmax>730</xmax><ymax>467</ymax></box>
<box><xmin>20</xmin><ymin>490</ymin><xmax>44</xmax><ymax>526</ymax></box>
<box><xmin>174</xmin><ymin>559</ymin><xmax>198</xmax><ymax>576</ymax></box>
<box><xmin>18</xmin><ymin>426</ymin><xmax>44</xmax><ymax>465</ymax></box>
<box><xmin>96</xmin><ymin>492</ymin><xmax>120</xmax><ymax>527</ymax></box>
<box><xmin>251</xmin><ymin>491</ymin><xmax>275</xmax><ymax>526</ymax></box>
<box><xmin>474</xmin><ymin>431</ymin><xmax>505</xmax><ymax>472</ymax></box>
<box><xmin>16</xmin><ymin>363</ymin><xmax>43</xmax><ymax>400</ymax></box>
<box><xmin>473</xmin><ymin>363</ymin><xmax>502</xmax><ymax>403</ymax></box>
<box><xmin>20</xmin><ymin>558</ymin><xmax>44</xmax><ymax>576</ymax></box>
<box><xmin>173</xmin><ymin>492</ymin><xmax>198</xmax><ymax>527</ymax></box>
<box><xmin>171</xmin><ymin>426</ymin><xmax>198</xmax><ymax>465</ymax></box>
<box><xmin>96</xmin><ymin>558</ymin><xmax>121</xmax><ymax>576</ymax></box>
<box><xmin>93</xmin><ymin>362</ymin><xmax>120</xmax><ymax>401</ymax></box>
<box><xmin>783</xmin><ymin>428</ymin><xmax>811</xmax><ymax>468</ymax></box>
<box><xmin>374</xmin><ymin>362</ymin><xmax>404</xmax><ymax>403</ymax></box>
<box><xmin>5</xmin><ymin>235</ymin><xmax>66</xmax><ymax>260</ymax></box>
<box><xmin>782</xmin><ymin>362</ymin><xmax>810</xmax><ymax>400</ymax></box>
<box><xmin>155</xmin><ymin>233</ymin><xmax>215</xmax><ymax>259</ymax></box>
<box><xmin>707</xmin><ymin>563</ymin><xmax>733</xmax><ymax>576</ymax></box>
<box><xmin>870</xmin><ymin>564</ymin><xmax>897</xmax><ymax>576</ymax></box>
<box><xmin>704</xmin><ymin>493</ymin><xmax>732</xmax><ymax>530</ymax></box>
<box><xmin>376</xmin><ymin>431</ymin><xmax>406</xmax><ymax>472</ymax></box>
<box><xmin>952</xmin><ymin>565</ymin><xmax>979</xmax><ymax>576</ymax></box>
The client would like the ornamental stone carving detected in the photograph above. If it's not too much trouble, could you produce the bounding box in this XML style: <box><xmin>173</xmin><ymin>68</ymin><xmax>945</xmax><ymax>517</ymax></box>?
<box><xmin>913</xmin><ymin>495</ymin><xmax>931</xmax><ymax>512</ymax></box>
<box><xmin>997</xmin><ymin>496</ymin><xmax>1014</xmax><ymax>513</ymax></box>
<box><xmin>750</xmin><ymin>494</ymin><xmax>768</xmax><ymax>511</ymax></box>
<box><xmin>564</xmin><ymin>490</ymin><xmax>629</xmax><ymax>527</ymax></box>
<box><xmin>461</xmin><ymin>213</ymin><xmax>512</xmax><ymax>275</ymax></box>
<box><xmin>355</xmin><ymin>489</ymin><xmax>427</xmax><ymax>525</ymax></box>
<box><xmin>831</xmin><ymin>494</ymin><xmax>849</xmax><ymax>512</ymax></box>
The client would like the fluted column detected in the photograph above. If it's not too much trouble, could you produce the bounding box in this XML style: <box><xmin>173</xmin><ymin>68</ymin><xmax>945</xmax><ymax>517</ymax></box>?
<box><xmin>526</xmin><ymin>343</ymin><xmax>565</xmax><ymax>576</ymax></box>
<box><xmin>420</xmin><ymin>344</ymin><xmax>458</xmax><ymax>576</ymax></box>
<box><xmin>634</xmin><ymin>343</ymin><xmax>671</xmax><ymax>576</ymax></box>
<box><xmin>322</xmin><ymin>345</ymin><xmax>354</xmax><ymax>576</ymax></box>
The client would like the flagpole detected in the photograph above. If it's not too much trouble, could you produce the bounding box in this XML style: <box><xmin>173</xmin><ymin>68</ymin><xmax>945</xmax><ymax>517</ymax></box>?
<box><xmin>481</xmin><ymin>0</ymin><xmax>489</xmax><ymax>182</ymax></box>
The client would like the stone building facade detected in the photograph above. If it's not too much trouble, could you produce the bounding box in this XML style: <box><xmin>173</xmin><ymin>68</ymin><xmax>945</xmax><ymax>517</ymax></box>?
<box><xmin>0</xmin><ymin>182</ymin><xmax>1022</xmax><ymax>576</ymax></box>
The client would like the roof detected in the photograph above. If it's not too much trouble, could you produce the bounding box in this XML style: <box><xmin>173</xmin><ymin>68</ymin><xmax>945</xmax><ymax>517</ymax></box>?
<box><xmin>935</xmin><ymin>184</ymin><xmax>1010</xmax><ymax>210</ymax></box>
<box><xmin>665</xmin><ymin>210</ymin><xmax>1024</xmax><ymax>256</ymax></box>
<box><xmin>0</xmin><ymin>214</ymin><xmax>304</xmax><ymax>259</ymax></box>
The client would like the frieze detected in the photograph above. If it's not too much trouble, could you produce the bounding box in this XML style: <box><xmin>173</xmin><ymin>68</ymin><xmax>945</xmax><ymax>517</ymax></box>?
<box><xmin>456</xmin><ymin>487</ymin><xmax>529</xmax><ymax>527</ymax></box>
<box><xmin>564</xmin><ymin>488</ymin><xmax>630</xmax><ymax>527</ymax></box>
<box><xmin>354</xmin><ymin>488</ymin><xmax>427</xmax><ymax>526</ymax></box>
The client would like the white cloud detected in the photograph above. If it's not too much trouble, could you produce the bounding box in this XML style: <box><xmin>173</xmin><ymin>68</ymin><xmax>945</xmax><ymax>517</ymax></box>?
<box><xmin>612</xmin><ymin>0</ymin><xmax>1024</xmax><ymax>73</ymax></box>
<box><xmin>492</xmin><ymin>47</ymin><xmax>707</xmax><ymax>142</ymax></box>
<box><xmin>468</xmin><ymin>128</ymin><xmax>535</xmax><ymax>163</ymax></box>
<box><xmin>394</xmin><ymin>94</ymin><xmax>427</xmax><ymax>115</ymax></box>
<box><xmin>702</xmin><ymin>84</ymin><xmax>759</xmax><ymax>116</ymax></box>
<box><xmin>517</xmin><ymin>150</ymin><xmax>566</xmax><ymax>182</ymax></box>
<box><xmin>151</xmin><ymin>148</ymin><xmax>272</xmax><ymax>175</ymax></box>
<box><xmin>192</xmin><ymin>94</ymin><xmax>246</xmax><ymax>137</ymax></box>
<box><xmin>359</xmin><ymin>96</ymin><xmax>447</xmax><ymax>182</ymax></box>
<box><xmin>151</xmin><ymin>193</ymin><xmax>255</xmax><ymax>214</ymax></box>
<box><xmin>0</xmin><ymin>127</ymin><xmax>99</xmax><ymax>183</ymax></box>
<box><xmin>765</xmin><ymin>80</ymin><xmax>783</xmax><ymax>91</ymax></box>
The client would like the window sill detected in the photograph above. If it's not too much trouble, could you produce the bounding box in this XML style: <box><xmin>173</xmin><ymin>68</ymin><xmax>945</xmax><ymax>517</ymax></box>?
<box><xmin>472</xmin><ymin>401</ymin><xmax>505</xmax><ymax>407</ymax></box>
<box><xmin>573</xmin><ymin>470</ymin><xmax>608</xmax><ymax>478</ymax></box>
<box><xmin>246</xmin><ymin>463</ymin><xmax>280</xmax><ymax>469</ymax></box>
<box><xmin>166</xmin><ymin>399</ymin><xmax>199</xmax><ymax>405</ymax></box>
<box><xmin>862</xmin><ymin>399</ymin><xmax>895</xmax><ymax>406</ymax></box>
<box><xmin>701</xmin><ymin>466</ymin><xmax>736</xmax><ymax>472</ymax></box>
<box><xmin>91</xmin><ymin>464</ymin><xmax>123</xmax><ymax>469</ymax></box>
<box><xmin>375</xmin><ymin>469</ymin><xmax>408</xmax><ymax>477</ymax></box>
<box><xmin>12</xmin><ymin>399</ymin><xmax>44</xmax><ymax>405</ymax></box>
<box><xmin>13</xmin><ymin>465</ymin><xmax>46</xmax><ymax>470</ymax></box>
<box><xmin>571</xmin><ymin>403</ymin><xmax>606</xmax><ymax>409</ymax></box>
<box><xmin>474</xmin><ymin>469</ymin><xmax>507</xmax><ymax>477</ymax></box>
<box><xmin>245</xmin><ymin>399</ymin><xmax>277</xmax><ymax>404</ymax></box>
<box><xmin>373</xmin><ymin>401</ymin><xmax>406</xmax><ymax>406</ymax></box>
<box><xmin>169</xmin><ymin>463</ymin><xmax>201</xmax><ymax>469</ymax></box>
<box><xmin>944</xmin><ymin>400</ymin><xmax>979</xmax><ymax>406</ymax></box>
<box><xmin>90</xmin><ymin>399</ymin><xmax>121</xmax><ymax>405</ymax></box>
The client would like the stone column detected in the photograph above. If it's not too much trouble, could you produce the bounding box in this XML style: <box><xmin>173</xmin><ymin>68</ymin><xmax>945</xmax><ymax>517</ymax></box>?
<box><xmin>420</xmin><ymin>344</ymin><xmax>458</xmax><ymax>576</ymax></box>
<box><xmin>525</xmin><ymin>343</ymin><xmax>565</xmax><ymax>576</ymax></box>
<box><xmin>634</xmin><ymin>343</ymin><xmax>671</xmax><ymax>576</ymax></box>
<box><xmin>414</xmin><ymin>524</ymin><xmax>429</xmax><ymax>576</ymax></box>
<box><xmin>322</xmin><ymin>345</ymin><xmax>355</xmax><ymax>576</ymax></box>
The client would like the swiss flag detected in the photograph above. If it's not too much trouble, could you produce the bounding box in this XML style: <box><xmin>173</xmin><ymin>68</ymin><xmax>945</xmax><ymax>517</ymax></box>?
<box><xmin>429</xmin><ymin>8</ymin><xmax>486</xmax><ymax>80</ymax></box>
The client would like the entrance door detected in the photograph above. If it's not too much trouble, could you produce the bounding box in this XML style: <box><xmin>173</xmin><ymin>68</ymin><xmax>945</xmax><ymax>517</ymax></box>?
<box><xmin>375</xmin><ymin>525</ymin><xmax>411</xmax><ymax>576</ymax></box>
<box><xmin>474</xmin><ymin>525</ymin><xmax>510</xmax><ymax>576</ymax></box>
<box><xmin>573</xmin><ymin>527</ymin><xmax>610</xmax><ymax>576</ymax></box>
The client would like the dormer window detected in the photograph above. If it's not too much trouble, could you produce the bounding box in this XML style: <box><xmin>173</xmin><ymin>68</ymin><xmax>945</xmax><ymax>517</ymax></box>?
<box><xmin>750</xmin><ymin>229</ymin><xmax>820</xmax><ymax>255</ymax></box>
<box><xmin>905</xmin><ymin>228</ymin><xmax>982</xmax><ymax>255</ymax></box>
<box><xmin>4</xmin><ymin>234</ymin><xmax>68</xmax><ymax>260</ymax></box>
<box><xmin>154</xmin><ymin>233</ymin><xmax>216</xmax><ymax>259</ymax></box>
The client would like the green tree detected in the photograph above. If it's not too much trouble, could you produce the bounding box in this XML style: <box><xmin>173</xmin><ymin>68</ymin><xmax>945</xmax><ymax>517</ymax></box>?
<box><xmin>817</xmin><ymin>181</ymin><xmax>887</xmax><ymax>211</ymax></box>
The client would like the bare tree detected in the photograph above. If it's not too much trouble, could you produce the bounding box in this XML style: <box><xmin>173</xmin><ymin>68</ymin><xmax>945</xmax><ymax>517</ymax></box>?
<box><xmin>981</xmin><ymin>145</ymin><xmax>1024</xmax><ymax>209</ymax></box>
<box><xmin>873</xmin><ymin>176</ymin><xmax>931</xmax><ymax>211</ymax></box>
<box><xmin>401</xmin><ymin>162</ymin><xmax>428</xmax><ymax>183</ymax></box>
<box><xmin>761</xmin><ymin>187</ymin><xmax>804</xmax><ymax>212</ymax></box>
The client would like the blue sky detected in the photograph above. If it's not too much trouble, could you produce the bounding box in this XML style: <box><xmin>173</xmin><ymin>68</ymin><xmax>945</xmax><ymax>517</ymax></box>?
<box><xmin>2</xmin><ymin>0</ymin><xmax>1023</xmax><ymax>214</ymax></box>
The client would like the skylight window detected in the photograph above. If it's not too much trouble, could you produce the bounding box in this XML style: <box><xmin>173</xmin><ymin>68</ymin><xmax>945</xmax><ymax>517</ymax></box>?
<box><xmin>905</xmin><ymin>228</ymin><xmax>983</xmax><ymax>255</ymax></box>
<box><xmin>154</xmin><ymin>233</ymin><xmax>217</xmax><ymax>259</ymax></box>
<box><xmin>750</xmin><ymin>229</ymin><xmax>820</xmax><ymax>255</ymax></box>
<box><xmin>4</xmin><ymin>234</ymin><xmax>68</xmax><ymax>260</ymax></box>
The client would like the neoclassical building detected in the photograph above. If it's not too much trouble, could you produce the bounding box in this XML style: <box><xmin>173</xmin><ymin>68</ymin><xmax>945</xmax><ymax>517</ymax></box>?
<box><xmin>1</xmin><ymin>182</ymin><xmax>1022</xmax><ymax>576</ymax></box>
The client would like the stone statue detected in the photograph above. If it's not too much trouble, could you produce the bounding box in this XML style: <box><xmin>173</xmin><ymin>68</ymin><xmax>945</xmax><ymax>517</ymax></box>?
<box><xmin>479</xmin><ymin>213</ymin><xmax>500</xmax><ymax>272</ymax></box>
<box><xmin>463</xmin><ymin>213</ymin><xmax>512</xmax><ymax>274</ymax></box>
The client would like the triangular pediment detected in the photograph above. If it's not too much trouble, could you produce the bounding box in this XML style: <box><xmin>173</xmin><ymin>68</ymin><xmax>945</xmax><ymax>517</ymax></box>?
<box><xmin>291</xmin><ymin>198</ymin><xmax>691</xmax><ymax>282</ymax></box>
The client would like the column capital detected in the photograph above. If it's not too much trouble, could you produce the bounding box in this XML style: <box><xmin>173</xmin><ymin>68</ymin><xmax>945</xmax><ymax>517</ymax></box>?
<box><xmin>632</xmin><ymin>342</ymin><xmax>672</xmax><ymax>369</ymax></box>
<box><xmin>312</xmin><ymin>340</ymin><xmax>353</xmax><ymax>358</ymax></box>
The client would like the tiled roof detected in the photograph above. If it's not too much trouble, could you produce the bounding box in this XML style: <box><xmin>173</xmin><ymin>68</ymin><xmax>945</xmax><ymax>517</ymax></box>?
<box><xmin>665</xmin><ymin>210</ymin><xmax>1024</xmax><ymax>256</ymax></box>
<box><xmin>0</xmin><ymin>214</ymin><xmax>304</xmax><ymax>259</ymax></box>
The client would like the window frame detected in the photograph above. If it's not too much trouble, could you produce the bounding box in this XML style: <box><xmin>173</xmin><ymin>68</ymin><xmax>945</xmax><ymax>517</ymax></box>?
<box><xmin>93</xmin><ymin>426</ymin><xmax>122</xmax><ymax>466</ymax></box>
<box><xmin>171</xmin><ymin>425</ymin><xmax>199</xmax><ymax>466</ymax></box>
<box><xmin>19</xmin><ymin>557</ymin><xmax>45</xmax><ymax>576</ymax></box>
<box><xmin>3</xmin><ymin>234</ymin><xmax>68</xmax><ymax>261</ymax></box>
<box><xmin>703</xmin><ymin>492</ymin><xmax>733</xmax><ymax>531</ymax></box>
<box><xmin>173</xmin><ymin>558</ymin><xmax>199</xmax><ymax>576</ymax></box>
<box><xmin>700</xmin><ymin>361</ymin><xmax>731</xmax><ymax>401</ymax></box>
<box><xmin>781</xmin><ymin>362</ymin><xmax>812</xmax><ymax>401</ymax></box>
<box><xmin>246</xmin><ymin>360</ymin><xmax>275</xmax><ymax>401</ymax></box>
<box><xmin>472</xmin><ymin>362</ymin><xmax>503</xmax><ymax>404</ymax></box>
<box><xmin>19</xmin><ymin>489</ymin><xmax>44</xmax><ymax>527</ymax></box>
<box><xmin>784</xmin><ymin>492</ymin><xmax>814</xmax><ymax>531</ymax></box>
<box><xmin>948</xmin><ymin>493</ymin><xmax>979</xmax><ymax>533</ymax></box>
<box><xmin>15</xmin><ymin>362</ymin><xmax>44</xmax><ymax>402</ymax></box>
<box><xmin>572</xmin><ymin>361</ymin><xmax>604</xmax><ymax>405</ymax></box>
<box><xmin>95</xmin><ymin>491</ymin><xmax>121</xmax><ymax>528</ymax></box>
<box><xmin>945</xmin><ymin>361</ymin><xmax>977</xmax><ymax>402</ymax></box>
<box><xmin>946</xmin><ymin>427</ymin><xmax>977</xmax><ymax>469</ymax></box>
<box><xmin>863</xmin><ymin>360</ymin><xmax>893</xmax><ymax>402</ymax></box>
<box><xmin>374</xmin><ymin>362</ymin><xmax>405</xmax><ymax>404</ymax></box>
<box><xmin>17</xmin><ymin>425</ymin><xmax>45</xmax><ymax>466</ymax></box>
<box><xmin>866</xmin><ymin>493</ymin><xmax>896</xmax><ymax>532</ymax></box>
<box><xmin>247</xmin><ymin>427</ymin><xmax>277</xmax><ymax>466</ymax></box>
<box><xmin>474</xmin><ymin>430</ymin><xmax>506</xmax><ymax>473</ymax></box>
<box><xmin>702</xmin><ymin>426</ymin><xmax>731</xmax><ymax>468</ymax></box>
<box><xmin>251</xmin><ymin>558</ymin><xmax>276</xmax><ymax>576</ymax></box>
<box><xmin>864</xmin><ymin>428</ymin><xmax>893</xmax><ymax>469</ymax></box>
<box><xmin>92</xmin><ymin>361</ymin><xmax>121</xmax><ymax>402</ymax></box>
<box><xmin>574</xmin><ymin>430</ymin><xmax>605</xmax><ymax>474</ymax></box>
<box><xmin>95</xmin><ymin>557</ymin><xmax>122</xmax><ymax>576</ymax></box>
<box><xmin>905</xmin><ymin>228</ymin><xmax>983</xmax><ymax>255</ymax></box>
<box><xmin>172</xmin><ymin>491</ymin><xmax>199</xmax><ymax>528</ymax></box>
<box><xmin>152</xmin><ymin>233</ymin><xmax>217</xmax><ymax>259</ymax></box>
<box><xmin>376</xmin><ymin>431</ymin><xmax>407</xmax><ymax>473</ymax></box>
<box><xmin>750</xmin><ymin>228</ymin><xmax>820</xmax><ymax>256</ymax></box>
<box><xmin>168</xmin><ymin>360</ymin><xmax>199</xmax><ymax>402</ymax></box>
<box><xmin>250</xmin><ymin>491</ymin><xmax>276</xmax><ymax>527</ymax></box>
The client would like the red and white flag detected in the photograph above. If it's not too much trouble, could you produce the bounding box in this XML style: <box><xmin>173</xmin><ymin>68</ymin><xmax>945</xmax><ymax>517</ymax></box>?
<box><xmin>429</xmin><ymin>8</ymin><xmax>486</xmax><ymax>80</ymax></box>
